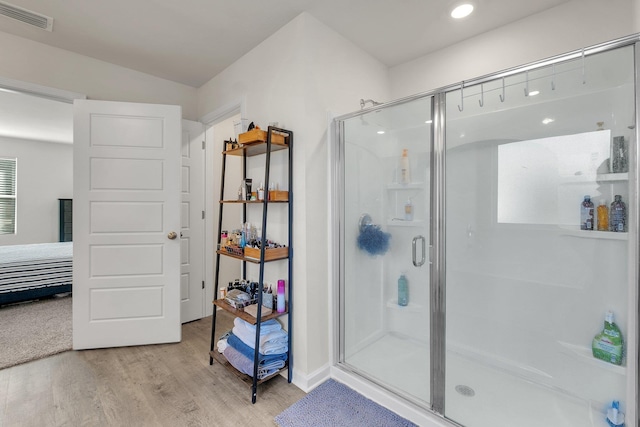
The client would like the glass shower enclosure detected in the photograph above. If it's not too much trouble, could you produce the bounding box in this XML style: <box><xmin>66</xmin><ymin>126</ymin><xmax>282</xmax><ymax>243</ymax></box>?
<box><xmin>334</xmin><ymin>37</ymin><xmax>638</xmax><ymax>427</ymax></box>
<box><xmin>338</xmin><ymin>96</ymin><xmax>432</xmax><ymax>407</ymax></box>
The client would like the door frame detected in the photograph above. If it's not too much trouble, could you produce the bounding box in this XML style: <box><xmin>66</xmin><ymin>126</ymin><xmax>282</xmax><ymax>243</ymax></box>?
<box><xmin>200</xmin><ymin>97</ymin><xmax>247</xmax><ymax>317</ymax></box>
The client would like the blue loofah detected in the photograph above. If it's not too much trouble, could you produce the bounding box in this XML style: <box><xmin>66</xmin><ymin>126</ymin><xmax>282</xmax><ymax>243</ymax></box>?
<box><xmin>357</xmin><ymin>225</ymin><xmax>391</xmax><ymax>256</ymax></box>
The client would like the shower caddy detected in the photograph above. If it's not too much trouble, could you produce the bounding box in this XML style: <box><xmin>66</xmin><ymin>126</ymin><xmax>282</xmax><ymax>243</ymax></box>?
<box><xmin>208</xmin><ymin>126</ymin><xmax>293</xmax><ymax>403</ymax></box>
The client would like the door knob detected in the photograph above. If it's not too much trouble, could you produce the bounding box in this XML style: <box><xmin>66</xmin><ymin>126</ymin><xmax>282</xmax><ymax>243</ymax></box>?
<box><xmin>167</xmin><ymin>231</ymin><xmax>178</xmax><ymax>240</ymax></box>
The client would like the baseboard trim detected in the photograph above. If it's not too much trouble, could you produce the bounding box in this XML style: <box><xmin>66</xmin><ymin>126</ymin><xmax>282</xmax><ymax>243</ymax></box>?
<box><xmin>291</xmin><ymin>363</ymin><xmax>331</xmax><ymax>393</ymax></box>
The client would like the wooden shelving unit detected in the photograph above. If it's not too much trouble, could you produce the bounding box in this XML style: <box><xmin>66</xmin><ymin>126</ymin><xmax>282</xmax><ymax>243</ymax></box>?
<box><xmin>208</xmin><ymin>126</ymin><xmax>293</xmax><ymax>404</ymax></box>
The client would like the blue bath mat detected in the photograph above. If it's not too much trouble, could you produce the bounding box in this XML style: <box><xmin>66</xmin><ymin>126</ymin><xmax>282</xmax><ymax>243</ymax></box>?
<box><xmin>275</xmin><ymin>379</ymin><xmax>418</xmax><ymax>427</ymax></box>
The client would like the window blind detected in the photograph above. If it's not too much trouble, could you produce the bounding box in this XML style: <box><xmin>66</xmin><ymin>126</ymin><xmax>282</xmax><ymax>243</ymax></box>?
<box><xmin>0</xmin><ymin>158</ymin><xmax>16</xmax><ymax>234</ymax></box>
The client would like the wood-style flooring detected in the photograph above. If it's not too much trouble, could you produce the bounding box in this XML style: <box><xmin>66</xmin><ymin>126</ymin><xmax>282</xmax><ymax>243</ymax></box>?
<box><xmin>0</xmin><ymin>311</ymin><xmax>306</xmax><ymax>427</ymax></box>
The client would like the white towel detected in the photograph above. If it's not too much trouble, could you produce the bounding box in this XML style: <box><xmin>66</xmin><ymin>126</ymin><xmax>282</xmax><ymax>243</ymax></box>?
<box><xmin>217</xmin><ymin>338</ymin><xmax>228</xmax><ymax>353</ymax></box>
<box><xmin>234</xmin><ymin>317</ymin><xmax>282</xmax><ymax>334</ymax></box>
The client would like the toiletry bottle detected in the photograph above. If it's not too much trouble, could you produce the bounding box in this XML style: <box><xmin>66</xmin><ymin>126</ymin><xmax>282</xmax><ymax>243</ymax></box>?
<box><xmin>580</xmin><ymin>195</ymin><xmax>594</xmax><ymax>230</ymax></box>
<box><xmin>592</xmin><ymin>311</ymin><xmax>624</xmax><ymax>366</ymax></box>
<box><xmin>401</xmin><ymin>149</ymin><xmax>411</xmax><ymax>184</ymax></box>
<box><xmin>597</xmin><ymin>200</ymin><xmax>609</xmax><ymax>231</ymax></box>
<box><xmin>404</xmin><ymin>198</ymin><xmax>413</xmax><ymax>221</ymax></box>
<box><xmin>258</xmin><ymin>181</ymin><xmax>265</xmax><ymax>201</ymax></box>
<box><xmin>610</xmin><ymin>195</ymin><xmax>626</xmax><ymax>232</ymax></box>
<box><xmin>398</xmin><ymin>274</ymin><xmax>408</xmax><ymax>306</ymax></box>
<box><xmin>606</xmin><ymin>400</ymin><xmax>625</xmax><ymax>427</ymax></box>
<box><xmin>277</xmin><ymin>280</ymin><xmax>286</xmax><ymax>313</ymax></box>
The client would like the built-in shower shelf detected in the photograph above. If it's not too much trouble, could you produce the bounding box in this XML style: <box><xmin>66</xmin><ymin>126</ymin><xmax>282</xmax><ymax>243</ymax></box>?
<box><xmin>386</xmin><ymin>182</ymin><xmax>425</xmax><ymax>190</ymax></box>
<box><xmin>387</xmin><ymin>299</ymin><xmax>424</xmax><ymax>312</ymax></box>
<box><xmin>560</xmin><ymin>172</ymin><xmax>628</xmax><ymax>183</ymax></box>
<box><xmin>558</xmin><ymin>226</ymin><xmax>628</xmax><ymax>240</ymax></box>
<box><xmin>387</xmin><ymin>219</ymin><xmax>425</xmax><ymax>227</ymax></box>
<box><xmin>557</xmin><ymin>341</ymin><xmax>626</xmax><ymax>375</ymax></box>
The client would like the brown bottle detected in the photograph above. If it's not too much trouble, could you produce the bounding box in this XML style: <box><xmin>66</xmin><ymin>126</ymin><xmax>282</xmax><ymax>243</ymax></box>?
<box><xmin>597</xmin><ymin>200</ymin><xmax>608</xmax><ymax>231</ymax></box>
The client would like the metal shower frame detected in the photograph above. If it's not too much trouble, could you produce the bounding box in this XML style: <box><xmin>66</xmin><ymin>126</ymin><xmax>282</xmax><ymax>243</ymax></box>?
<box><xmin>331</xmin><ymin>33</ymin><xmax>640</xmax><ymax>426</ymax></box>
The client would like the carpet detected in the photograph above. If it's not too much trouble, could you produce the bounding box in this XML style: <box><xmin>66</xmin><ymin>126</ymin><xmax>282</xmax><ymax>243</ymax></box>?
<box><xmin>275</xmin><ymin>379</ymin><xmax>418</xmax><ymax>427</ymax></box>
<box><xmin>0</xmin><ymin>295</ymin><xmax>72</xmax><ymax>369</ymax></box>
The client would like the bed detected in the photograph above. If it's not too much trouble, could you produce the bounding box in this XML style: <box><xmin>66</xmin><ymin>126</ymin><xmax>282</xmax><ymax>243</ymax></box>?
<box><xmin>0</xmin><ymin>242</ymin><xmax>72</xmax><ymax>306</ymax></box>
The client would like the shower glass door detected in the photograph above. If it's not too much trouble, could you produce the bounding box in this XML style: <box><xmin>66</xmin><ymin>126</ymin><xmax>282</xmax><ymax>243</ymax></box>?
<box><xmin>340</xmin><ymin>96</ymin><xmax>432</xmax><ymax>406</ymax></box>
<box><xmin>443</xmin><ymin>45</ymin><xmax>635</xmax><ymax>426</ymax></box>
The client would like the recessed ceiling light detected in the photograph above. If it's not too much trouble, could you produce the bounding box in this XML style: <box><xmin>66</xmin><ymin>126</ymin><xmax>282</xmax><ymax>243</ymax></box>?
<box><xmin>542</xmin><ymin>118</ymin><xmax>555</xmax><ymax>124</ymax></box>
<box><xmin>528</xmin><ymin>90</ymin><xmax>540</xmax><ymax>96</ymax></box>
<box><xmin>451</xmin><ymin>3</ymin><xmax>474</xmax><ymax>19</ymax></box>
<box><xmin>425</xmin><ymin>120</ymin><xmax>433</xmax><ymax>124</ymax></box>
<box><xmin>377</xmin><ymin>130</ymin><xmax>385</xmax><ymax>134</ymax></box>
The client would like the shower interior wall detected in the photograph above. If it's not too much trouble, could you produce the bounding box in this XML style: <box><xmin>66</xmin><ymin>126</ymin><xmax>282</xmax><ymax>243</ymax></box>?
<box><xmin>443</xmin><ymin>46</ymin><xmax>634</xmax><ymax>413</ymax></box>
<box><xmin>343</xmin><ymin>102</ymin><xmax>431</xmax><ymax>356</ymax></box>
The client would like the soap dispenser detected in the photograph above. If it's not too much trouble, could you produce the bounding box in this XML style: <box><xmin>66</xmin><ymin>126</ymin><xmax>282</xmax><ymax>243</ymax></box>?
<box><xmin>398</xmin><ymin>274</ymin><xmax>408</xmax><ymax>307</ymax></box>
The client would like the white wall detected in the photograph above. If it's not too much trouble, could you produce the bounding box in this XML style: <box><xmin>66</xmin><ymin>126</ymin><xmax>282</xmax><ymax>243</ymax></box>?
<box><xmin>0</xmin><ymin>137</ymin><xmax>72</xmax><ymax>245</ymax></box>
<box><xmin>0</xmin><ymin>31</ymin><xmax>198</xmax><ymax>119</ymax></box>
<box><xmin>390</xmin><ymin>0</ymin><xmax>637</xmax><ymax>99</ymax></box>
<box><xmin>198</xmin><ymin>12</ymin><xmax>390</xmax><ymax>387</ymax></box>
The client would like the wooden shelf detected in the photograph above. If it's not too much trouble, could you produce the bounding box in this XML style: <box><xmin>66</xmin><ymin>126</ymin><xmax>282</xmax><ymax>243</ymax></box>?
<box><xmin>213</xmin><ymin>298</ymin><xmax>288</xmax><ymax>324</ymax></box>
<box><xmin>216</xmin><ymin>249</ymin><xmax>289</xmax><ymax>263</ymax></box>
<box><xmin>209</xmin><ymin>351</ymin><xmax>288</xmax><ymax>386</ymax></box>
<box><xmin>219</xmin><ymin>199</ymin><xmax>288</xmax><ymax>204</ymax></box>
<box><xmin>224</xmin><ymin>140</ymin><xmax>289</xmax><ymax>157</ymax></box>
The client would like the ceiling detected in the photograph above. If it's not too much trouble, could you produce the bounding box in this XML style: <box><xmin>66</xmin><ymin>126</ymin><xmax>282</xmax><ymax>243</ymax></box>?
<box><xmin>0</xmin><ymin>0</ymin><xmax>569</xmax><ymax>88</ymax></box>
<box><xmin>0</xmin><ymin>0</ymin><xmax>569</xmax><ymax>144</ymax></box>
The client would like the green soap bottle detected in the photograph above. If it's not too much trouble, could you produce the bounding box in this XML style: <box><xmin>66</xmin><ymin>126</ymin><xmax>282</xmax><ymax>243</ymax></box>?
<box><xmin>592</xmin><ymin>311</ymin><xmax>624</xmax><ymax>366</ymax></box>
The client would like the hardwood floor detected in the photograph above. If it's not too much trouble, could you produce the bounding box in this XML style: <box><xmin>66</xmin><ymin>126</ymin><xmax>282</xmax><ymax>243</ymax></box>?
<box><xmin>0</xmin><ymin>311</ymin><xmax>306</xmax><ymax>427</ymax></box>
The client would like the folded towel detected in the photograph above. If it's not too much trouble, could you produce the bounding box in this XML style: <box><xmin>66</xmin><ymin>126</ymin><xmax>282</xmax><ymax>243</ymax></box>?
<box><xmin>223</xmin><ymin>345</ymin><xmax>285</xmax><ymax>379</ymax></box>
<box><xmin>233</xmin><ymin>323</ymin><xmax>288</xmax><ymax>355</ymax></box>
<box><xmin>234</xmin><ymin>317</ymin><xmax>282</xmax><ymax>334</ymax></box>
<box><xmin>217</xmin><ymin>338</ymin><xmax>228</xmax><ymax>353</ymax></box>
<box><xmin>227</xmin><ymin>332</ymin><xmax>288</xmax><ymax>364</ymax></box>
<box><xmin>216</xmin><ymin>330</ymin><xmax>232</xmax><ymax>353</ymax></box>
<box><xmin>233</xmin><ymin>318</ymin><xmax>288</xmax><ymax>351</ymax></box>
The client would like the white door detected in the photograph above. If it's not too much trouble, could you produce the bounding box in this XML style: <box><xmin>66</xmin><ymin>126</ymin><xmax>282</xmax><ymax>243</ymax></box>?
<box><xmin>180</xmin><ymin>119</ymin><xmax>205</xmax><ymax>323</ymax></box>
<box><xmin>73</xmin><ymin>99</ymin><xmax>182</xmax><ymax>349</ymax></box>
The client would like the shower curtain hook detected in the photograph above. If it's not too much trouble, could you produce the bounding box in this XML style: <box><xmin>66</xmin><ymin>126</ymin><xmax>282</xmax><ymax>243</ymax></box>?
<box><xmin>458</xmin><ymin>82</ymin><xmax>464</xmax><ymax>112</ymax></box>
<box><xmin>499</xmin><ymin>77</ymin><xmax>505</xmax><ymax>102</ymax></box>
<box><xmin>478</xmin><ymin>84</ymin><xmax>484</xmax><ymax>107</ymax></box>
<box><xmin>524</xmin><ymin>70</ymin><xmax>529</xmax><ymax>97</ymax></box>
<box><xmin>581</xmin><ymin>48</ymin><xmax>586</xmax><ymax>84</ymax></box>
<box><xmin>551</xmin><ymin>63</ymin><xmax>556</xmax><ymax>90</ymax></box>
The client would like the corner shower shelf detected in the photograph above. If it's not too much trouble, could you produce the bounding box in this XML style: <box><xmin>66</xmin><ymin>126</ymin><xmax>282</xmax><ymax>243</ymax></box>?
<box><xmin>387</xmin><ymin>299</ymin><xmax>424</xmax><ymax>312</ymax></box>
<box><xmin>557</xmin><ymin>341</ymin><xmax>626</xmax><ymax>375</ymax></box>
<box><xmin>560</xmin><ymin>172</ymin><xmax>628</xmax><ymax>184</ymax></box>
<box><xmin>386</xmin><ymin>182</ymin><xmax>425</xmax><ymax>190</ymax></box>
<box><xmin>387</xmin><ymin>219</ymin><xmax>425</xmax><ymax>227</ymax></box>
<box><xmin>558</xmin><ymin>226</ymin><xmax>628</xmax><ymax>240</ymax></box>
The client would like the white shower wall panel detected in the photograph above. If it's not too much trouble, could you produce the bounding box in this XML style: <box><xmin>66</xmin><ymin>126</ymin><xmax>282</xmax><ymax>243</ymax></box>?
<box><xmin>446</xmin><ymin>137</ymin><xmax>629</xmax><ymax>407</ymax></box>
<box><xmin>344</xmin><ymin>141</ymin><xmax>386</xmax><ymax>356</ymax></box>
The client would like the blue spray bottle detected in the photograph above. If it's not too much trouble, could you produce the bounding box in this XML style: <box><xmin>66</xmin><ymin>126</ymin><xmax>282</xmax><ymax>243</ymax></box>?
<box><xmin>398</xmin><ymin>274</ymin><xmax>408</xmax><ymax>306</ymax></box>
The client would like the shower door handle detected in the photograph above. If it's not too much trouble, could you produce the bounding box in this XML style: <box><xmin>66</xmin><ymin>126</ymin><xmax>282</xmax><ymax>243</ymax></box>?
<box><xmin>412</xmin><ymin>235</ymin><xmax>426</xmax><ymax>267</ymax></box>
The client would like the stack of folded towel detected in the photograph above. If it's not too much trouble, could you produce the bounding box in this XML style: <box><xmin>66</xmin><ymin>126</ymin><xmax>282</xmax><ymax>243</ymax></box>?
<box><xmin>219</xmin><ymin>318</ymin><xmax>288</xmax><ymax>379</ymax></box>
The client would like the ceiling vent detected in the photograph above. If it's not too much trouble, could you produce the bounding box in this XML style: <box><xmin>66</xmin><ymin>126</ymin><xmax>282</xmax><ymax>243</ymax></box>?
<box><xmin>0</xmin><ymin>1</ymin><xmax>53</xmax><ymax>31</ymax></box>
